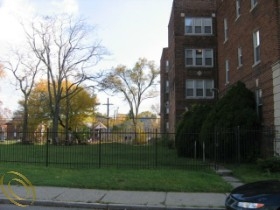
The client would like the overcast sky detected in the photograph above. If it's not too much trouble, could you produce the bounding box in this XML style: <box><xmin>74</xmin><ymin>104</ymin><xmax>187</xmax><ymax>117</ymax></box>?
<box><xmin>0</xmin><ymin>0</ymin><xmax>173</xmax><ymax>116</ymax></box>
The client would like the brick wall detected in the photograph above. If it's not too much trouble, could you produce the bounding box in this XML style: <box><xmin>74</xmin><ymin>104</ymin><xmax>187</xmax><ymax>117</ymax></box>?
<box><xmin>160</xmin><ymin>48</ymin><xmax>169</xmax><ymax>133</ymax></box>
<box><xmin>167</xmin><ymin>0</ymin><xmax>217</xmax><ymax>133</ymax></box>
<box><xmin>217</xmin><ymin>0</ymin><xmax>280</xmax><ymax>127</ymax></box>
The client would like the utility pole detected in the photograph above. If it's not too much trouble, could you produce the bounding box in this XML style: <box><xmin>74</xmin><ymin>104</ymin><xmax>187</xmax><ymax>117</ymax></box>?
<box><xmin>103</xmin><ymin>98</ymin><xmax>113</xmax><ymax>130</ymax></box>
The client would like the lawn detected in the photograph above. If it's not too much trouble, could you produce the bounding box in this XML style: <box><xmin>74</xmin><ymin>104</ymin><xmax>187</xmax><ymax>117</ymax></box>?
<box><xmin>7</xmin><ymin>142</ymin><xmax>278</xmax><ymax>193</ymax></box>
<box><xmin>0</xmin><ymin>163</ymin><xmax>232</xmax><ymax>193</ymax></box>
<box><xmin>228</xmin><ymin>164</ymin><xmax>280</xmax><ymax>183</ymax></box>
<box><xmin>0</xmin><ymin>142</ymin><xmax>233</xmax><ymax>193</ymax></box>
<box><xmin>0</xmin><ymin>142</ymin><xmax>210</xmax><ymax>169</ymax></box>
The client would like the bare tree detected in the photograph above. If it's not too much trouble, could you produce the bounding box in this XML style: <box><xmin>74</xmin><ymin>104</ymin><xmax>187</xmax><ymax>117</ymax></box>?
<box><xmin>0</xmin><ymin>64</ymin><xmax>5</xmax><ymax>78</ymax></box>
<box><xmin>99</xmin><ymin>58</ymin><xmax>159</xmax><ymax>136</ymax></box>
<box><xmin>0</xmin><ymin>64</ymin><xmax>10</xmax><ymax>127</ymax></box>
<box><xmin>23</xmin><ymin>15</ymin><xmax>105</xmax><ymax>143</ymax></box>
<box><xmin>1</xmin><ymin>51</ymin><xmax>40</xmax><ymax>143</ymax></box>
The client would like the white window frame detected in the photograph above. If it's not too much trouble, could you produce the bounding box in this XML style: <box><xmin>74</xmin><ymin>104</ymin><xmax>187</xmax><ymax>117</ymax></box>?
<box><xmin>224</xmin><ymin>18</ymin><xmax>228</xmax><ymax>42</ymax></box>
<box><xmin>253</xmin><ymin>30</ymin><xmax>261</xmax><ymax>64</ymax></box>
<box><xmin>185</xmin><ymin>79</ymin><xmax>214</xmax><ymax>99</ymax></box>
<box><xmin>237</xmin><ymin>47</ymin><xmax>243</xmax><ymax>67</ymax></box>
<box><xmin>185</xmin><ymin>17</ymin><xmax>213</xmax><ymax>35</ymax></box>
<box><xmin>236</xmin><ymin>0</ymin><xmax>241</xmax><ymax>18</ymax></box>
<box><xmin>185</xmin><ymin>49</ymin><xmax>214</xmax><ymax>67</ymax></box>
<box><xmin>225</xmin><ymin>60</ymin><xmax>230</xmax><ymax>84</ymax></box>
<box><xmin>251</xmin><ymin>0</ymin><xmax>258</xmax><ymax>9</ymax></box>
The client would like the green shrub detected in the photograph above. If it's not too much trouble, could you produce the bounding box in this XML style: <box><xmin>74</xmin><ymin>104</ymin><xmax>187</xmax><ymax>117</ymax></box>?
<box><xmin>175</xmin><ymin>104</ymin><xmax>212</xmax><ymax>157</ymax></box>
<box><xmin>257</xmin><ymin>157</ymin><xmax>280</xmax><ymax>173</ymax></box>
<box><xmin>199</xmin><ymin>82</ymin><xmax>260</xmax><ymax>161</ymax></box>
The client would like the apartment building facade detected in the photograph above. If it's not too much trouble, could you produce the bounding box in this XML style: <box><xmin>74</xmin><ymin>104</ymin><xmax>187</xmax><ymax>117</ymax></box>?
<box><xmin>160</xmin><ymin>0</ymin><xmax>217</xmax><ymax>133</ymax></box>
<box><xmin>160</xmin><ymin>0</ymin><xmax>280</xmax><ymax>155</ymax></box>
<box><xmin>216</xmin><ymin>0</ymin><xmax>280</xmax><ymax>155</ymax></box>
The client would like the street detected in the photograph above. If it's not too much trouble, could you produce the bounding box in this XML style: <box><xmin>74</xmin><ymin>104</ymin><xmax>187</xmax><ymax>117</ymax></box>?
<box><xmin>0</xmin><ymin>204</ymin><xmax>101</xmax><ymax>210</ymax></box>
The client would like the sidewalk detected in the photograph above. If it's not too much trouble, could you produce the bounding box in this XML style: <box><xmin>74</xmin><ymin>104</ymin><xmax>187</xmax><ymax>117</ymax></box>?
<box><xmin>0</xmin><ymin>167</ymin><xmax>242</xmax><ymax>209</ymax></box>
<box><xmin>0</xmin><ymin>185</ymin><xmax>227</xmax><ymax>209</ymax></box>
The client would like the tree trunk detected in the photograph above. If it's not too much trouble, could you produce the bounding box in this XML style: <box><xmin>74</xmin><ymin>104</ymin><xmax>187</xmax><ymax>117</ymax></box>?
<box><xmin>22</xmin><ymin>99</ymin><xmax>29</xmax><ymax>144</ymax></box>
<box><xmin>52</xmin><ymin>102</ymin><xmax>60</xmax><ymax>144</ymax></box>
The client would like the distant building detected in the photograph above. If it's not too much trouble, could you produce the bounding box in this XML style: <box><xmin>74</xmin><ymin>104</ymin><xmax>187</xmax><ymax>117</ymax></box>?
<box><xmin>0</xmin><ymin>117</ymin><xmax>22</xmax><ymax>140</ymax></box>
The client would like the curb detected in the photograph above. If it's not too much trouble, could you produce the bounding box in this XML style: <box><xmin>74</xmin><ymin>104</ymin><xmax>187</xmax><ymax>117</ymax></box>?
<box><xmin>0</xmin><ymin>198</ymin><xmax>225</xmax><ymax>210</ymax></box>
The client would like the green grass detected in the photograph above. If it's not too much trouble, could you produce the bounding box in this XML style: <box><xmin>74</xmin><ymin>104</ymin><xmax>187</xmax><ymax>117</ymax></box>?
<box><xmin>0</xmin><ymin>142</ymin><xmax>236</xmax><ymax>193</ymax></box>
<box><xmin>227</xmin><ymin>164</ymin><xmax>280</xmax><ymax>183</ymax></box>
<box><xmin>0</xmin><ymin>163</ymin><xmax>232</xmax><ymax>193</ymax></box>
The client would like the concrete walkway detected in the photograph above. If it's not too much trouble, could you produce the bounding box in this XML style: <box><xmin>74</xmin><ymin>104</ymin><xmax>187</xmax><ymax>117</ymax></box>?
<box><xmin>0</xmin><ymin>167</ymin><xmax>243</xmax><ymax>209</ymax></box>
<box><xmin>0</xmin><ymin>185</ymin><xmax>227</xmax><ymax>209</ymax></box>
<box><xmin>216</xmin><ymin>166</ymin><xmax>244</xmax><ymax>189</ymax></box>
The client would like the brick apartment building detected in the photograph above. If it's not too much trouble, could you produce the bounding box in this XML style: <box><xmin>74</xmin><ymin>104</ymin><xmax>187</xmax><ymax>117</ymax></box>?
<box><xmin>160</xmin><ymin>0</ymin><xmax>280</xmax><ymax>155</ymax></box>
<box><xmin>160</xmin><ymin>0</ymin><xmax>217</xmax><ymax>133</ymax></box>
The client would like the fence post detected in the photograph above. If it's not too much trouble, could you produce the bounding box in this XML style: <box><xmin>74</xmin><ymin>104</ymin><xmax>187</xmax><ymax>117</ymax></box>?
<box><xmin>155</xmin><ymin>129</ymin><xmax>158</xmax><ymax>168</ymax></box>
<box><xmin>236</xmin><ymin>126</ymin><xmax>240</xmax><ymax>164</ymax></box>
<box><xmin>203</xmin><ymin>141</ymin><xmax>205</xmax><ymax>162</ymax></box>
<box><xmin>214</xmin><ymin>127</ymin><xmax>218</xmax><ymax>170</ymax></box>
<box><xmin>46</xmin><ymin>128</ymin><xmax>49</xmax><ymax>167</ymax></box>
<box><xmin>194</xmin><ymin>140</ymin><xmax>197</xmax><ymax>160</ymax></box>
<box><xmin>99</xmin><ymin>130</ymin><xmax>101</xmax><ymax>168</ymax></box>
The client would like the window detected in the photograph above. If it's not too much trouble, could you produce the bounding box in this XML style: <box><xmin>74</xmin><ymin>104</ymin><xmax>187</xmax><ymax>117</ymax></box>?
<box><xmin>165</xmin><ymin>60</ymin><xmax>169</xmax><ymax>72</ymax></box>
<box><xmin>196</xmin><ymin>80</ymin><xmax>203</xmax><ymax>97</ymax></box>
<box><xmin>237</xmin><ymin>47</ymin><xmax>243</xmax><ymax>67</ymax></box>
<box><xmin>205</xmin><ymin>80</ymin><xmax>214</xmax><ymax>97</ymax></box>
<box><xmin>165</xmin><ymin>101</ymin><xmax>169</xmax><ymax>114</ymax></box>
<box><xmin>194</xmin><ymin>18</ymin><xmax>202</xmax><ymax>33</ymax></box>
<box><xmin>166</xmin><ymin>122</ymin><xmax>169</xmax><ymax>130</ymax></box>
<box><xmin>165</xmin><ymin>81</ymin><xmax>169</xmax><ymax>93</ymax></box>
<box><xmin>251</xmin><ymin>0</ymin><xmax>258</xmax><ymax>9</ymax></box>
<box><xmin>255</xmin><ymin>89</ymin><xmax>263</xmax><ymax>120</ymax></box>
<box><xmin>204</xmin><ymin>18</ymin><xmax>212</xmax><ymax>34</ymax></box>
<box><xmin>205</xmin><ymin>49</ymin><xmax>213</xmax><ymax>66</ymax></box>
<box><xmin>185</xmin><ymin>49</ymin><xmax>213</xmax><ymax>67</ymax></box>
<box><xmin>256</xmin><ymin>89</ymin><xmax>263</xmax><ymax>106</ymax></box>
<box><xmin>185</xmin><ymin>79</ymin><xmax>214</xmax><ymax>99</ymax></box>
<box><xmin>253</xmin><ymin>30</ymin><xmax>261</xmax><ymax>64</ymax></box>
<box><xmin>195</xmin><ymin>50</ymin><xmax>203</xmax><ymax>65</ymax></box>
<box><xmin>186</xmin><ymin>80</ymin><xmax>194</xmax><ymax>97</ymax></box>
<box><xmin>185</xmin><ymin>17</ymin><xmax>213</xmax><ymax>35</ymax></box>
<box><xmin>225</xmin><ymin>60</ymin><xmax>230</xmax><ymax>84</ymax></box>
<box><xmin>236</xmin><ymin>0</ymin><xmax>241</xmax><ymax>18</ymax></box>
<box><xmin>224</xmin><ymin>18</ymin><xmax>228</xmax><ymax>42</ymax></box>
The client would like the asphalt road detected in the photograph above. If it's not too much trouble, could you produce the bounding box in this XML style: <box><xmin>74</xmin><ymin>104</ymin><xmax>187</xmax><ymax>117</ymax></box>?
<box><xmin>0</xmin><ymin>204</ymin><xmax>100</xmax><ymax>210</ymax></box>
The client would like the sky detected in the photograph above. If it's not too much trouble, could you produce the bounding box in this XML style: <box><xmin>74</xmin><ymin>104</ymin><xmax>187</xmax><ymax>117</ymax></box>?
<box><xmin>0</xmin><ymin>0</ymin><xmax>173</xmax><ymax>117</ymax></box>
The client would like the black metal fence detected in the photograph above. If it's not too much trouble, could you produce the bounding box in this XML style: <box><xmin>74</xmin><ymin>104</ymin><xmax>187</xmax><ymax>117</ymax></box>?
<box><xmin>0</xmin><ymin>127</ymin><xmax>277</xmax><ymax>169</ymax></box>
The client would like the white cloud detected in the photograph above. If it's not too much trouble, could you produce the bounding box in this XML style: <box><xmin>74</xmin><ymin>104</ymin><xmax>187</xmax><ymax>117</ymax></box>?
<box><xmin>51</xmin><ymin>0</ymin><xmax>79</xmax><ymax>15</ymax></box>
<box><xmin>0</xmin><ymin>0</ymin><xmax>34</xmax><ymax>44</ymax></box>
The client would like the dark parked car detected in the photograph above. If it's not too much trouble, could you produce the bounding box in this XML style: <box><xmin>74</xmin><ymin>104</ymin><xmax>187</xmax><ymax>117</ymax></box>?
<box><xmin>225</xmin><ymin>180</ymin><xmax>280</xmax><ymax>210</ymax></box>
